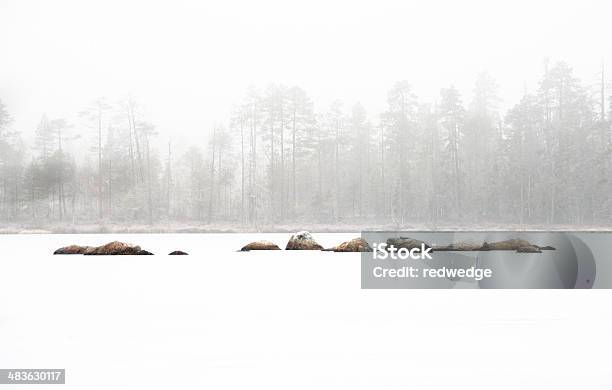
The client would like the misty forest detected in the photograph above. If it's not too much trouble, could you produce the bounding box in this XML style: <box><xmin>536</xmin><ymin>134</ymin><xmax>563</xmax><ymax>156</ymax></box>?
<box><xmin>0</xmin><ymin>61</ymin><xmax>611</xmax><ymax>231</ymax></box>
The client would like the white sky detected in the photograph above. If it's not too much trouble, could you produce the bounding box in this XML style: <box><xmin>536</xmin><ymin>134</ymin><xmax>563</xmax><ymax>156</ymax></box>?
<box><xmin>1</xmin><ymin>0</ymin><xmax>611</xmax><ymax>149</ymax></box>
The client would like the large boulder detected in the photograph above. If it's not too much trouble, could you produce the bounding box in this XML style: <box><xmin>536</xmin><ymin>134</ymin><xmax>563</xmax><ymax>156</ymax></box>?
<box><xmin>325</xmin><ymin>238</ymin><xmax>372</xmax><ymax>252</ymax></box>
<box><xmin>240</xmin><ymin>240</ymin><xmax>281</xmax><ymax>251</ymax></box>
<box><xmin>285</xmin><ymin>231</ymin><xmax>324</xmax><ymax>250</ymax></box>
<box><xmin>169</xmin><ymin>250</ymin><xmax>189</xmax><ymax>255</ymax></box>
<box><xmin>53</xmin><ymin>245</ymin><xmax>93</xmax><ymax>255</ymax></box>
<box><xmin>386</xmin><ymin>237</ymin><xmax>431</xmax><ymax>251</ymax></box>
<box><xmin>83</xmin><ymin>241</ymin><xmax>153</xmax><ymax>255</ymax></box>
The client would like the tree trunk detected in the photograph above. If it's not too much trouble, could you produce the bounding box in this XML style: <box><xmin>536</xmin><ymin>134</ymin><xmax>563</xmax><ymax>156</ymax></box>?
<box><xmin>240</xmin><ymin>118</ymin><xmax>245</xmax><ymax>222</ymax></box>
<box><xmin>334</xmin><ymin>120</ymin><xmax>339</xmax><ymax>221</ymax></box>
<box><xmin>380</xmin><ymin>123</ymin><xmax>385</xmax><ymax>219</ymax></box>
<box><xmin>58</xmin><ymin>125</ymin><xmax>64</xmax><ymax>222</ymax></box>
<box><xmin>207</xmin><ymin>127</ymin><xmax>216</xmax><ymax>224</ymax></box>
<box><xmin>280</xmin><ymin>96</ymin><xmax>285</xmax><ymax>221</ymax></box>
<box><xmin>167</xmin><ymin>140</ymin><xmax>172</xmax><ymax>219</ymax></box>
<box><xmin>250</xmin><ymin>103</ymin><xmax>257</xmax><ymax>225</ymax></box>
<box><xmin>270</xmin><ymin>115</ymin><xmax>275</xmax><ymax>218</ymax></box>
<box><xmin>317</xmin><ymin>125</ymin><xmax>322</xmax><ymax>202</ymax></box>
<box><xmin>126</xmin><ymin>108</ymin><xmax>136</xmax><ymax>185</ymax></box>
<box><xmin>98</xmin><ymin>104</ymin><xmax>102</xmax><ymax>219</ymax></box>
<box><xmin>292</xmin><ymin>102</ymin><xmax>297</xmax><ymax>216</ymax></box>
<box><xmin>144</xmin><ymin>131</ymin><xmax>153</xmax><ymax>225</ymax></box>
<box><xmin>129</xmin><ymin>101</ymin><xmax>144</xmax><ymax>183</ymax></box>
<box><xmin>108</xmin><ymin>158</ymin><xmax>112</xmax><ymax>218</ymax></box>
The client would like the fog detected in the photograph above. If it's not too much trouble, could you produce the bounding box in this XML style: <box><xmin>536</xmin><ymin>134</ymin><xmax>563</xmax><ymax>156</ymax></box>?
<box><xmin>2</xmin><ymin>0</ymin><xmax>610</xmax><ymax>143</ymax></box>
<box><xmin>1</xmin><ymin>0</ymin><xmax>611</xmax><ymax>231</ymax></box>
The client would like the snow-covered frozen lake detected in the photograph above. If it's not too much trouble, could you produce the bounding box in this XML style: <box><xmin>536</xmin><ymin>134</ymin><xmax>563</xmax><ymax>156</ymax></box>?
<box><xmin>1</xmin><ymin>233</ymin><xmax>611</xmax><ymax>389</ymax></box>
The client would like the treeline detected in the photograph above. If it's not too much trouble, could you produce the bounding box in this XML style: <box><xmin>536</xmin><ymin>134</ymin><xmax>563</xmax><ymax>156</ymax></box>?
<box><xmin>0</xmin><ymin>61</ymin><xmax>611</xmax><ymax>228</ymax></box>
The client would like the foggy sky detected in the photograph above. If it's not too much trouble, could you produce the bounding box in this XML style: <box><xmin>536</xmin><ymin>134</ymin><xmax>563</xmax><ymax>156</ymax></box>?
<box><xmin>1</xmin><ymin>0</ymin><xmax>611</xmax><ymax>148</ymax></box>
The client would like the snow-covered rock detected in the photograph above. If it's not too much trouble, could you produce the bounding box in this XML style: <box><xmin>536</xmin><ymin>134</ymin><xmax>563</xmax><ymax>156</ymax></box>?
<box><xmin>240</xmin><ymin>240</ymin><xmax>281</xmax><ymax>251</ymax></box>
<box><xmin>325</xmin><ymin>237</ymin><xmax>372</xmax><ymax>252</ymax></box>
<box><xmin>54</xmin><ymin>241</ymin><xmax>153</xmax><ymax>255</ymax></box>
<box><xmin>285</xmin><ymin>231</ymin><xmax>323</xmax><ymax>250</ymax></box>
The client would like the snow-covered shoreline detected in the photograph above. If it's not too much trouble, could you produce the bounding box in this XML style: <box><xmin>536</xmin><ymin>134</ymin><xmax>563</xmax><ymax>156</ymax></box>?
<box><xmin>1</xmin><ymin>233</ymin><xmax>611</xmax><ymax>389</ymax></box>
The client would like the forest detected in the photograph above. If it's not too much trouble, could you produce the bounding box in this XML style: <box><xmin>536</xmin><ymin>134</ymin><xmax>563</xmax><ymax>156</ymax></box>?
<box><xmin>0</xmin><ymin>61</ymin><xmax>611</xmax><ymax>231</ymax></box>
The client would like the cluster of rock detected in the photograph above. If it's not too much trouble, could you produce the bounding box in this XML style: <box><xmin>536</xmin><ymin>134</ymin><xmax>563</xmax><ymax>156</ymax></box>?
<box><xmin>240</xmin><ymin>233</ymin><xmax>554</xmax><ymax>254</ymax></box>
<box><xmin>53</xmin><ymin>241</ymin><xmax>189</xmax><ymax>255</ymax></box>
<box><xmin>241</xmin><ymin>231</ymin><xmax>372</xmax><ymax>252</ymax></box>
<box><xmin>432</xmin><ymin>238</ymin><xmax>555</xmax><ymax>253</ymax></box>
<box><xmin>53</xmin><ymin>234</ymin><xmax>554</xmax><ymax>256</ymax></box>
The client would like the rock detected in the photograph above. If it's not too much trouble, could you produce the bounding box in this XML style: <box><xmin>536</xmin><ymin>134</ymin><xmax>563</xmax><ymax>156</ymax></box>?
<box><xmin>482</xmin><ymin>239</ymin><xmax>554</xmax><ymax>252</ymax></box>
<box><xmin>539</xmin><ymin>245</ymin><xmax>556</xmax><ymax>251</ymax></box>
<box><xmin>83</xmin><ymin>241</ymin><xmax>153</xmax><ymax>255</ymax></box>
<box><xmin>433</xmin><ymin>241</ymin><xmax>483</xmax><ymax>251</ymax></box>
<box><xmin>240</xmin><ymin>240</ymin><xmax>281</xmax><ymax>251</ymax></box>
<box><xmin>53</xmin><ymin>244</ymin><xmax>93</xmax><ymax>255</ymax></box>
<box><xmin>386</xmin><ymin>237</ymin><xmax>431</xmax><ymax>251</ymax></box>
<box><xmin>517</xmin><ymin>245</ymin><xmax>542</xmax><ymax>253</ymax></box>
<box><xmin>285</xmin><ymin>231</ymin><xmax>324</xmax><ymax>250</ymax></box>
<box><xmin>54</xmin><ymin>241</ymin><xmax>153</xmax><ymax>255</ymax></box>
<box><xmin>482</xmin><ymin>239</ymin><xmax>532</xmax><ymax>251</ymax></box>
<box><xmin>169</xmin><ymin>250</ymin><xmax>189</xmax><ymax>255</ymax></box>
<box><xmin>325</xmin><ymin>238</ymin><xmax>372</xmax><ymax>252</ymax></box>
